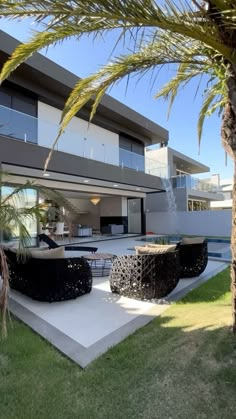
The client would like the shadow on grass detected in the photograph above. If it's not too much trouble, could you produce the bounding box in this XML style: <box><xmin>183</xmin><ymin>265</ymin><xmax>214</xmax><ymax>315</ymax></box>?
<box><xmin>177</xmin><ymin>266</ymin><xmax>231</xmax><ymax>304</ymax></box>
<box><xmin>1</xmin><ymin>308</ymin><xmax>236</xmax><ymax>419</ymax></box>
<box><xmin>0</xmin><ymin>266</ymin><xmax>235</xmax><ymax>419</ymax></box>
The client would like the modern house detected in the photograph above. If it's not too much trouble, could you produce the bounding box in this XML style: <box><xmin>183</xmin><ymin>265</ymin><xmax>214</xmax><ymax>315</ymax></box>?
<box><xmin>0</xmin><ymin>30</ymin><xmax>170</xmax><ymax>240</ymax></box>
<box><xmin>145</xmin><ymin>146</ymin><xmax>223</xmax><ymax>212</ymax></box>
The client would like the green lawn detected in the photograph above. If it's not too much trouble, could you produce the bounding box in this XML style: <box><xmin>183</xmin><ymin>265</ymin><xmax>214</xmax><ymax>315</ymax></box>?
<box><xmin>1</xmin><ymin>268</ymin><xmax>236</xmax><ymax>419</ymax></box>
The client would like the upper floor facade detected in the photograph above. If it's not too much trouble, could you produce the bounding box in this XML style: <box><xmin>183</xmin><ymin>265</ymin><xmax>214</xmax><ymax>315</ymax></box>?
<box><xmin>210</xmin><ymin>178</ymin><xmax>233</xmax><ymax>210</ymax></box>
<box><xmin>0</xmin><ymin>30</ymin><xmax>168</xmax><ymax>194</ymax></box>
<box><xmin>145</xmin><ymin>146</ymin><xmax>223</xmax><ymax>212</ymax></box>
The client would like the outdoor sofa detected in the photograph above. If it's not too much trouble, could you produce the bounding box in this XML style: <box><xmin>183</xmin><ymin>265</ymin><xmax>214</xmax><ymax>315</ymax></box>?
<box><xmin>110</xmin><ymin>245</ymin><xmax>180</xmax><ymax>299</ymax></box>
<box><xmin>178</xmin><ymin>238</ymin><xmax>208</xmax><ymax>278</ymax></box>
<box><xmin>109</xmin><ymin>237</ymin><xmax>208</xmax><ymax>299</ymax></box>
<box><xmin>4</xmin><ymin>247</ymin><xmax>92</xmax><ymax>302</ymax></box>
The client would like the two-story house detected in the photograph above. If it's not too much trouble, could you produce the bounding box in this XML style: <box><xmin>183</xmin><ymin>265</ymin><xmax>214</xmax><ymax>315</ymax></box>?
<box><xmin>0</xmin><ymin>30</ymin><xmax>169</xmax><ymax>240</ymax></box>
<box><xmin>145</xmin><ymin>146</ymin><xmax>223</xmax><ymax>212</ymax></box>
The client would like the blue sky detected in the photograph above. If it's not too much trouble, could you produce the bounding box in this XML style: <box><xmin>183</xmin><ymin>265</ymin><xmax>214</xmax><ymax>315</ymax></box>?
<box><xmin>0</xmin><ymin>19</ymin><xmax>233</xmax><ymax>180</ymax></box>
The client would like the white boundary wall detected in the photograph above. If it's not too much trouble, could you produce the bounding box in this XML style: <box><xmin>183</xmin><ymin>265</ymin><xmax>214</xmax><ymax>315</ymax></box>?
<box><xmin>146</xmin><ymin>209</ymin><xmax>232</xmax><ymax>237</ymax></box>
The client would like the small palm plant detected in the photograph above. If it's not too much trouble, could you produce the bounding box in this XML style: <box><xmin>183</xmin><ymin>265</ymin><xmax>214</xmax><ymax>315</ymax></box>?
<box><xmin>0</xmin><ymin>175</ymin><xmax>76</xmax><ymax>337</ymax></box>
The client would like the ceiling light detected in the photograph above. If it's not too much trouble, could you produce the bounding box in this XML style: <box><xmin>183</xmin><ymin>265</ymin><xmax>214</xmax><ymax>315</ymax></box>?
<box><xmin>113</xmin><ymin>184</ymin><xmax>119</xmax><ymax>187</ymax></box>
<box><xmin>84</xmin><ymin>179</ymin><xmax>89</xmax><ymax>183</ymax></box>
<box><xmin>136</xmin><ymin>187</ymin><xmax>141</xmax><ymax>191</ymax></box>
<box><xmin>43</xmin><ymin>173</ymin><xmax>50</xmax><ymax>177</ymax></box>
<box><xmin>90</xmin><ymin>197</ymin><xmax>101</xmax><ymax>205</ymax></box>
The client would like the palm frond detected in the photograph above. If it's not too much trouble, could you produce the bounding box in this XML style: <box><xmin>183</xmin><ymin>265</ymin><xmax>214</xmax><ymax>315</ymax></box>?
<box><xmin>0</xmin><ymin>0</ymin><xmax>235</xmax><ymax>87</ymax></box>
<box><xmin>0</xmin><ymin>173</ymin><xmax>78</xmax><ymax>337</ymax></box>
<box><xmin>198</xmin><ymin>78</ymin><xmax>227</xmax><ymax>142</ymax></box>
<box><xmin>155</xmin><ymin>62</ymin><xmax>205</xmax><ymax>117</ymax></box>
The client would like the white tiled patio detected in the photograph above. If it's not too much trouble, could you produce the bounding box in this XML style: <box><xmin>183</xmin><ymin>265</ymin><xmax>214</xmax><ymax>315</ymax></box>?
<box><xmin>9</xmin><ymin>237</ymin><xmax>228</xmax><ymax>367</ymax></box>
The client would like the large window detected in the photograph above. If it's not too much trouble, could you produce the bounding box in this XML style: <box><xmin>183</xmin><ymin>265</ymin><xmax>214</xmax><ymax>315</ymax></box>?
<box><xmin>222</xmin><ymin>191</ymin><xmax>232</xmax><ymax>200</ymax></box>
<box><xmin>1</xmin><ymin>186</ymin><xmax>38</xmax><ymax>246</ymax></box>
<box><xmin>119</xmin><ymin>134</ymin><xmax>145</xmax><ymax>171</ymax></box>
<box><xmin>188</xmin><ymin>199</ymin><xmax>209</xmax><ymax>211</ymax></box>
<box><xmin>0</xmin><ymin>83</ymin><xmax>38</xmax><ymax>143</ymax></box>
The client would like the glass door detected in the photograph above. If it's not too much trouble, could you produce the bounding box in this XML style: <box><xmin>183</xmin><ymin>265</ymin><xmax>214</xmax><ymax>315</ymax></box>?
<box><xmin>128</xmin><ymin>198</ymin><xmax>142</xmax><ymax>233</ymax></box>
<box><xmin>1</xmin><ymin>186</ymin><xmax>38</xmax><ymax>247</ymax></box>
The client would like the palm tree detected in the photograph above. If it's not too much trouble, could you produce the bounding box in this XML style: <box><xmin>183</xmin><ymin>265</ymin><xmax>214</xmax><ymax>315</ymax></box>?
<box><xmin>0</xmin><ymin>175</ymin><xmax>76</xmax><ymax>337</ymax></box>
<box><xmin>0</xmin><ymin>0</ymin><xmax>236</xmax><ymax>327</ymax></box>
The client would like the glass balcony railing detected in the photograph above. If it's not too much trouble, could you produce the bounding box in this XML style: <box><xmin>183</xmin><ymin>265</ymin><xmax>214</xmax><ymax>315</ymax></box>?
<box><xmin>172</xmin><ymin>175</ymin><xmax>219</xmax><ymax>193</ymax></box>
<box><xmin>119</xmin><ymin>148</ymin><xmax>145</xmax><ymax>171</ymax></box>
<box><xmin>0</xmin><ymin>104</ymin><xmax>168</xmax><ymax>177</ymax></box>
<box><xmin>0</xmin><ymin>104</ymin><xmax>38</xmax><ymax>144</ymax></box>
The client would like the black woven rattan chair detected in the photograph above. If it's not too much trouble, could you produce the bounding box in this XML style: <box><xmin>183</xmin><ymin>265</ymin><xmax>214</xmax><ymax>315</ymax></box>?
<box><xmin>179</xmin><ymin>240</ymin><xmax>208</xmax><ymax>278</ymax></box>
<box><xmin>38</xmin><ymin>234</ymin><xmax>98</xmax><ymax>253</ymax></box>
<box><xmin>5</xmin><ymin>249</ymin><xmax>92</xmax><ymax>302</ymax></box>
<box><xmin>109</xmin><ymin>251</ymin><xmax>180</xmax><ymax>300</ymax></box>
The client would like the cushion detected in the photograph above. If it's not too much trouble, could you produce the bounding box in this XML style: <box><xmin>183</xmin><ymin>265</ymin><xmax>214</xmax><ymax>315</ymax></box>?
<box><xmin>135</xmin><ymin>245</ymin><xmax>176</xmax><ymax>255</ymax></box>
<box><xmin>147</xmin><ymin>243</ymin><xmax>176</xmax><ymax>249</ymax></box>
<box><xmin>31</xmin><ymin>246</ymin><xmax>65</xmax><ymax>259</ymax></box>
<box><xmin>2</xmin><ymin>243</ymin><xmax>16</xmax><ymax>251</ymax></box>
<box><xmin>181</xmin><ymin>237</ymin><xmax>205</xmax><ymax>245</ymax></box>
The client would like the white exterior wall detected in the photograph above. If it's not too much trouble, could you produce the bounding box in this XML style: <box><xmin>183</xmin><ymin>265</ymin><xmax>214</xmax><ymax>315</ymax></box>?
<box><xmin>66</xmin><ymin>198</ymin><xmax>101</xmax><ymax>229</ymax></box>
<box><xmin>38</xmin><ymin>102</ymin><xmax>119</xmax><ymax>165</ymax></box>
<box><xmin>145</xmin><ymin>147</ymin><xmax>169</xmax><ymax>178</ymax></box>
<box><xmin>146</xmin><ymin>209</ymin><xmax>231</xmax><ymax>237</ymax></box>
<box><xmin>211</xmin><ymin>199</ymin><xmax>232</xmax><ymax>209</ymax></box>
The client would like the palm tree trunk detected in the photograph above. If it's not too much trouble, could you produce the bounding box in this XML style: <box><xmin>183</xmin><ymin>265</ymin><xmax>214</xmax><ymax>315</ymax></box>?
<box><xmin>222</xmin><ymin>66</ymin><xmax>236</xmax><ymax>332</ymax></box>
<box><xmin>231</xmin><ymin>161</ymin><xmax>236</xmax><ymax>332</ymax></box>
<box><xmin>0</xmin><ymin>245</ymin><xmax>10</xmax><ymax>338</ymax></box>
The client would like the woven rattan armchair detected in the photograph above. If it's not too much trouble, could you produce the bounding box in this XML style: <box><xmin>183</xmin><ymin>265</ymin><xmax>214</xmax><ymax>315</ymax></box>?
<box><xmin>179</xmin><ymin>240</ymin><xmax>208</xmax><ymax>278</ymax></box>
<box><xmin>109</xmin><ymin>251</ymin><xmax>180</xmax><ymax>300</ymax></box>
<box><xmin>5</xmin><ymin>249</ymin><xmax>92</xmax><ymax>302</ymax></box>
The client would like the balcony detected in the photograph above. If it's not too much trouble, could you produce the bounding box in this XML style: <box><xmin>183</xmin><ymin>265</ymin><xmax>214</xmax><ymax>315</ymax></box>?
<box><xmin>172</xmin><ymin>174</ymin><xmax>219</xmax><ymax>193</ymax></box>
<box><xmin>0</xmin><ymin>104</ymin><xmax>37</xmax><ymax>144</ymax></box>
<box><xmin>0</xmin><ymin>104</ymin><xmax>167</xmax><ymax>177</ymax></box>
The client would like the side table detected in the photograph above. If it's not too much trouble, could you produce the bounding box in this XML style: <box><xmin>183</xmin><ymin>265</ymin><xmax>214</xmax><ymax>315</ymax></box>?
<box><xmin>83</xmin><ymin>253</ymin><xmax>116</xmax><ymax>277</ymax></box>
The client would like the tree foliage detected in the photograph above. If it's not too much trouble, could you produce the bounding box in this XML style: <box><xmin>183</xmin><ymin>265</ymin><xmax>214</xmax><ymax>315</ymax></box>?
<box><xmin>0</xmin><ymin>1</ymin><xmax>235</xmax><ymax>167</ymax></box>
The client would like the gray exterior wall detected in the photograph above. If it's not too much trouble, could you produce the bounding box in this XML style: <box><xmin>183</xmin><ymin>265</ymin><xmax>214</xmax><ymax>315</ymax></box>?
<box><xmin>146</xmin><ymin>188</ymin><xmax>187</xmax><ymax>212</ymax></box>
<box><xmin>146</xmin><ymin>187</ymin><xmax>221</xmax><ymax>213</ymax></box>
<box><xmin>0</xmin><ymin>136</ymin><xmax>164</xmax><ymax>192</ymax></box>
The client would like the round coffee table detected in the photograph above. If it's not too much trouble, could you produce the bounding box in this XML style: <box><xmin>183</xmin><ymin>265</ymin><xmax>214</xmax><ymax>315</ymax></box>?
<box><xmin>83</xmin><ymin>253</ymin><xmax>116</xmax><ymax>277</ymax></box>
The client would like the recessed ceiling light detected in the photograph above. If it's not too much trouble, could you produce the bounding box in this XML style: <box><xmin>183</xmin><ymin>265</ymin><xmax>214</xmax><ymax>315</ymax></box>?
<box><xmin>84</xmin><ymin>179</ymin><xmax>89</xmax><ymax>183</ymax></box>
<box><xmin>43</xmin><ymin>173</ymin><xmax>50</xmax><ymax>177</ymax></box>
<box><xmin>113</xmin><ymin>184</ymin><xmax>119</xmax><ymax>187</ymax></box>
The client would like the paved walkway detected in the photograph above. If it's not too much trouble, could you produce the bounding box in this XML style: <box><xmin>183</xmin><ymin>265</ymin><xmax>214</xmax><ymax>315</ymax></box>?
<box><xmin>9</xmin><ymin>237</ymin><xmax>228</xmax><ymax>368</ymax></box>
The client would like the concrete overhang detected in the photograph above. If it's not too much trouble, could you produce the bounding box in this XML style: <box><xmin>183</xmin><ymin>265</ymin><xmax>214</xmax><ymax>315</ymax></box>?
<box><xmin>170</xmin><ymin>148</ymin><xmax>209</xmax><ymax>174</ymax></box>
<box><xmin>188</xmin><ymin>189</ymin><xmax>224</xmax><ymax>201</ymax></box>
<box><xmin>0</xmin><ymin>30</ymin><xmax>169</xmax><ymax>146</ymax></box>
<box><xmin>0</xmin><ymin>136</ymin><xmax>165</xmax><ymax>194</ymax></box>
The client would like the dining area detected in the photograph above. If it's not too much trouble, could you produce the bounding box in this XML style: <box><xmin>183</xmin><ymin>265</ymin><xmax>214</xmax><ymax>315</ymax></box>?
<box><xmin>38</xmin><ymin>199</ymin><xmax>70</xmax><ymax>240</ymax></box>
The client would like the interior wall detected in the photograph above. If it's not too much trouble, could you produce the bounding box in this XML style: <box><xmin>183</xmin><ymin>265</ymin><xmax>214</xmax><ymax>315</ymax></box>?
<box><xmin>100</xmin><ymin>197</ymin><xmax>123</xmax><ymax>216</ymax></box>
<box><xmin>66</xmin><ymin>198</ymin><xmax>101</xmax><ymax>231</ymax></box>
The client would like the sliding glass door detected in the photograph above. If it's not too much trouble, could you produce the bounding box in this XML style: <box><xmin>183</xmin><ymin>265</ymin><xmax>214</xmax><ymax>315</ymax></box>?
<box><xmin>128</xmin><ymin>198</ymin><xmax>142</xmax><ymax>233</ymax></box>
<box><xmin>1</xmin><ymin>186</ymin><xmax>38</xmax><ymax>246</ymax></box>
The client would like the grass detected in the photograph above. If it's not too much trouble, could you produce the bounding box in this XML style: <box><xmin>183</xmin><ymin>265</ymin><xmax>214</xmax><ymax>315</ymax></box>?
<box><xmin>1</xmin><ymin>268</ymin><xmax>236</xmax><ymax>419</ymax></box>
